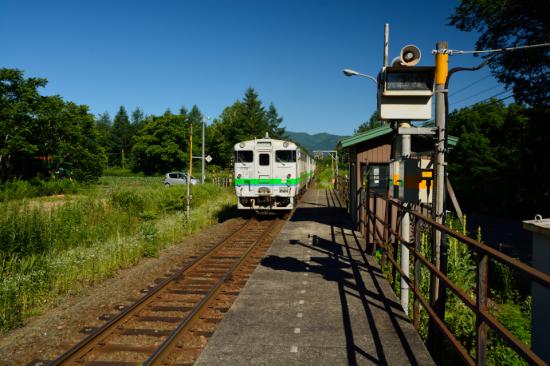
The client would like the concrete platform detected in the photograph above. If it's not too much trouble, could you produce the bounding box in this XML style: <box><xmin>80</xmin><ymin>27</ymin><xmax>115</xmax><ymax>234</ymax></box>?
<box><xmin>195</xmin><ymin>189</ymin><xmax>434</xmax><ymax>365</ymax></box>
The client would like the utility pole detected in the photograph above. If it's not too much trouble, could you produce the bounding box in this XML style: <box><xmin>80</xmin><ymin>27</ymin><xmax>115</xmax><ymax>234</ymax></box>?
<box><xmin>189</xmin><ymin>123</ymin><xmax>193</xmax><ymax>177</ymax></box>
<box><xmin>429</xmin><ymin>40</ymin><xmax>449</xmax><ymax>360</ymax></box>
<box><xmin>187</xmin><ymin>123</ymin><xmax>192</xmax><ymax>221</ymax></box>
<box><xmin>201</xmin><ymin>117</ymin><xmax>205</xmax><ymax>184</ymax></box>
<box><xmin>400</xmin><ymin>123</ymin><xmax>411</xmax><ymax>315</ymax></box>
<box><xmin>383</xmin><ymin>23</ymin><xmax>389</xmax><ymax>68</ymax></box>
<box><xmin>335</xmin><ymin>150</ymin><xmax>339</xmax><ymax>190</ymax></box>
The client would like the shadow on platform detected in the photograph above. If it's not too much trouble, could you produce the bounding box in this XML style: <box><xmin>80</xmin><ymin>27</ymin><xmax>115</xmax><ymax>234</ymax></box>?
<box><xmin>260</xmin><ymin>189</ymin><xmax>424</xmax><ymax>366</ymax></box>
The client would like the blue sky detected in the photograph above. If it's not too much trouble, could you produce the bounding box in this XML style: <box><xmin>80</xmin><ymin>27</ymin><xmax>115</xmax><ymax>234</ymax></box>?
<box><xmin>1</xmin><ymin>0</ymin><xmax>506</xmax><ymax>135</ymax></box>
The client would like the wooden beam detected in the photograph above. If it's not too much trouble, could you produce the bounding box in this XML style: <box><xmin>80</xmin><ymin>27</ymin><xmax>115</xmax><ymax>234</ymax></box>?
<box><xmin>446</xmin><ymin>176</ymin><xmax>464</xmax><ymax>225</ymax></box>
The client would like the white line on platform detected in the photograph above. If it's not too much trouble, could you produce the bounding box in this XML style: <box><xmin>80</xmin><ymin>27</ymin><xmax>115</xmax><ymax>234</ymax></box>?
<box><xmin>297</xmin><ymin>312</ymin><xmax>303</xmax><ymax>318</ymax></box>
<box><xmin>291</xmin><ymin>345</ymin><xmax>298</xmax><ymax>353</ymax></box>
<box><xmin>304</xmin><ymin>273</ymin><xmax>309</xmax><ymax>276</ymax></box>
<box><xmin>302</xmin><ymin>281</ymin><xmax>308</xmax><ymax>285</ymax></box>
<box><xmin>299</xmin><ymin>300</ymin><xmax>305</xmax><ymax>304</ymax></box>
<box><xmin>294</xmin><ymin>327</ymin><xmax>301</xmax><ymax>334</ymax></box>
<box><xmin>300</xmin><ymin>289</ymin><xmax>306</xmax><ymax>294</ymax></box>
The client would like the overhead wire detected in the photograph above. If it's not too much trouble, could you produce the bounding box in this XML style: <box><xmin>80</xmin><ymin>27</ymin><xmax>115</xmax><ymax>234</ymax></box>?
<box><xmin>450</xmin><ymin>85</ymin><xmax>507</xmax><ymax>106</ymax></box>
<box><xmin>449</xmin><ymin>74</ymin><xmax>492</xmax><ymax>96</ymax></box>
<box><xmin>434</xmin><ymin>42</ymin><xmax>550</xmax><ymax>55</ymax></box>
<box><xmin>451</xmin><ymin>91</ymin><xmax>514</xmax><ymax>110</ymax></box>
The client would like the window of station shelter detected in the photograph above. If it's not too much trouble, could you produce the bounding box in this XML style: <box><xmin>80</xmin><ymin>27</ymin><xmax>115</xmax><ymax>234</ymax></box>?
<box><xmin>275</xmin><ymin>150</ymin><xmax>296</xmax><ymax>163</ymax></box>
<box><xmin>235</xmin><ymin>150</ymin><xmax>253</xmax><ymax>163</ymax></box>
<box><xmin>364</xmin><ymin>164</ymin><xmax>389</xmax><ymax>195</ymax></box>
<box><xmin>259</xmin><ymin>153</ymin><xmax>270</xmax><ymax>166</ymax></box>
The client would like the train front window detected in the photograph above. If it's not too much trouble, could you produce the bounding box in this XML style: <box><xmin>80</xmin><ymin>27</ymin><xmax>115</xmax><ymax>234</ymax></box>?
<box><xmin>235</xmin><ymin>150</ymin><xmax>253</xmax><ymax>163</ymax></box>
<box><xmin>275</xmin><ymin>150</ymin><xmax>296</xmax><ymax>163</ymax></box>
<box><xmin>259</xmin><ymin>153</ymin><xmax>270</xmax><ymax>166</ymax></box>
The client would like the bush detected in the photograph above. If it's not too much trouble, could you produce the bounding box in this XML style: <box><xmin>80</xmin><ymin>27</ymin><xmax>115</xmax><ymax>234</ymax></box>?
<box><xmin>0</xmin><ymin>179</ymin><xmax>80</xmax><ymax>202</ymax></box>
<box><xmin>141</xmin><ymin>222</ymin><xmax>159</xmax><ymax>258</ymax></box>
<box><xmin>110</xmin><ymin>189</ymin><xmax>145</xmax><ymax>213</ymax></box>
<box><xmin>102</xmin><ymin>167</ymin><xmax>143</xmax><ymax>177</ymax></box>
<box><xmin>0</xmin><ymin>178</ymin><xmax>235</xmax><ymax>331</ymax></box>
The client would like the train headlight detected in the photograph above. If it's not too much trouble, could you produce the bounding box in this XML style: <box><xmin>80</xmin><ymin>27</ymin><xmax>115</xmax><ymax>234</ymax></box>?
<box><xmin>287</xmin><ymin>173</ymin><xmax>291</xmax><ymax>178</ymax></box>
<box><xmin>239</xmin><ymin>142</ymin><xmax>245</xmax><ymax>148</ymax></box>
<box><xmin>237</xmin><ymin>174</ymin><xmax>242</xmax><ymax>179</ymax></box>
<box><xmin>283</xmin><ymin>141</ymin><xmax>289</xmax><ymax>148</ymax></box>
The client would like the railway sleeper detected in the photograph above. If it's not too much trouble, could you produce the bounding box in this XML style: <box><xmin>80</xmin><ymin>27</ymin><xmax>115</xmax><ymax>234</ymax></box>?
<box><xmin>98</xmin><ymin>343</ymin><xmax>158</xmax><ymax>353</ymax></box>
<box><xmin>137</xmin><ymin>316</ymin><xmax>182</xmax><ymax>323</ymax></box>
<box><xmin>148</xmin><ymin>305</ymin><xmax>194</xmax><ymax>312</ymax></box>
<box><xmin>168</xmin><ymin>289</ymin><xmax>209</xmax><ymax>295</ymax></box>
<box><xmin>120</xmin><ymin>328</ymin><xmax>172</xmax><ymax>337</ymax></box>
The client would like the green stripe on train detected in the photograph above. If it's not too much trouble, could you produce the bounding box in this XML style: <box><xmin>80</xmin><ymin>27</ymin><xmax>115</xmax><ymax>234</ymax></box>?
<box><xmin>234</xmin><ymin>178</ymin><xmax>301</xmax><ymax>185</ymax></box>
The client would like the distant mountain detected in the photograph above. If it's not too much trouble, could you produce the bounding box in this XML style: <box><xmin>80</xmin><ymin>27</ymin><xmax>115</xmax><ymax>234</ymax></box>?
<box><xmin>286</xmin><ymin>131</ymin><xmax>348</xmax><ymax>153</ymax></box>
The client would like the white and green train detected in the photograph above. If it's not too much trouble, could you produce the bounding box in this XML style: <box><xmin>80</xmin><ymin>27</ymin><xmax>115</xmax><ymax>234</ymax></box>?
<box><xmin>234</xmin><ymin>135</ymin><xmax>315</xmax><ymax>210</ymax></box>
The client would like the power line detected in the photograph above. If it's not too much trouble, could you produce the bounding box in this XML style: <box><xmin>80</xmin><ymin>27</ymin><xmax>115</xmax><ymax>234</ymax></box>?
<box><xmin>449</xmin><ymin>74</ymin><xmax>492</xmax><ymax>97</ymax></box>
<box><xmin>434</xmin><ymin>42</ymin><xmax>550</xmax><ymax>55</ymax></box>
<box><xmin>452</xmin><ymin>91</ymin><xmax>514</xmax><ymax>110</ymax></box>
<box><xmin>450</xmin><ymin>85</ymin><xmax>505</xmax><ymax>106</ymax></box>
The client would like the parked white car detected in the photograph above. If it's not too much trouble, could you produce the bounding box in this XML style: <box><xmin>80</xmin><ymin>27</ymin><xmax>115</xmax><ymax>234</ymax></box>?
<box><xmin>164</xmin><ymin>172</ymin><xmax>197</xmax><ymax>187</ymax></box>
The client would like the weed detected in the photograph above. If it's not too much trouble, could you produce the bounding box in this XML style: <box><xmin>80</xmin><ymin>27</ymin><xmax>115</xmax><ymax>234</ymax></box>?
<box><xmin>0</xmin><ymin>178</ymin><xmax>235</xmax><ymax>332</ymax></box>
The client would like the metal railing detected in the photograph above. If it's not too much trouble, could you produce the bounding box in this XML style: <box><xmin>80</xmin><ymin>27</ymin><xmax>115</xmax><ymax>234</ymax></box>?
<box><xmin>335</xmin><ymin>176</ymin><xmax>349</xmax><ymax>210</ymax></box>
<box><xmin>337</xmin><ymin>185</ymin><xmax>550</xmax><ymax>365</ymax></box>
<box><xmin>211</xmin><ymin>176</ymin><xmax>232</xmax><ymax>187</ymax></box>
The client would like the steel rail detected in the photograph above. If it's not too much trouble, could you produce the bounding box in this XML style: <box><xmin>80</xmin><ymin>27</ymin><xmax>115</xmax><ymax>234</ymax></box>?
<box><xmin>49</xmin><ymin>219</ymin><xmax>256</xmax><ymax>366</ymax></box>
<box><xmin>145</xmin><ymin>219</ymin><xmax>280</xmax><ymax>365</ymax></box>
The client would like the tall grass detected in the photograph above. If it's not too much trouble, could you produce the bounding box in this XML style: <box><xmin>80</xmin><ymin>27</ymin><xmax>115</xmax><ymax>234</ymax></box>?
<box><xmin>0</xmin><ymin>179</ymin><xmax>80</xmax><ymax>202</ymax></box>
<box><xmin>0</xmin><ymin>180</ymin><xmax>234</xmax><ymax>331</ymax></box>
<box><xmin>388</xmin><ymin>215</ymin><xmax>531</xmax><ymax>365</ymax></box>
<box><xmin>315</xmin><ymin>160</ymin><xmax>335</xmax><ymax>189</ymax></box>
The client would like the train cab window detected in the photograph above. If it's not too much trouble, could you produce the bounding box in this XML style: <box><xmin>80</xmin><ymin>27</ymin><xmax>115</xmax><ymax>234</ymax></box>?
<box><xmin>275</xmin><ymin>150</ymin><xmax>296</xmax><ymax>163</ymax></box>
<box><xmin>235</xmin><ymin>150</ymin><xmax>253</xmax><ymax>163</ymax></box>
<box><xmin>259</xmin><ymin>153</ymin><xmax>270</xmax><ymax>166</ymax></box>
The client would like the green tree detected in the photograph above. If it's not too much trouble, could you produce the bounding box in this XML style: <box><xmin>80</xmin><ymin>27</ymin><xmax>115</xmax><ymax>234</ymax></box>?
<box><xmin>96</xmin><ymin>112</ymin><xmax>112</xmax><ymax>151</ymax></box>
<box><xmin>266</xmin><ymin>103</ymin><xmax>287</xmax><ymax>139</ymax></box>
<box><xmin>206</xmin><ymin>87</ymin><xmax>286</xmax><ymax>167</ymax></box>
<box><xmin>449</xmin><ymin>0</ymin><xmax>549</xmax><ymax>106</ymax></box>
<box><xmin>354</xmin><ymin>111</ymin><xmax>382</xmax><ymax>134</ymax></box>
<box><xmin>53</xmin><ymin>102</ymin><xmax>107</xmax><ymax>180</ymax></box>
<box><xmin>110</xmin><ymin>106</ymin><xmax>133</xmax><ymax>167</ymax></box>
<box><xmin>448</xmin><ymin>100</ymin><xmax>550</xmax><ymax>217</ymax></box>
<box><xmin>131</xmin><ymin>107</ymin><xmax>145</xmax><ymax>130</ymax></box>
<box><xmin>179</xmin><ymin>106</ymin><xmax>188</xmax><ymax>117</ymax></box>
<box><xmin>131</xmin><ymin>113</ymin><xmax>187</xmax><ymax>175</ymax></box>
<box><xmin>0</xmin><ymin>68</ymin><xmax>106</xmax><ymax>181</ymax></box>
<box><xmin>0</xmin><ymin>68</ymin><xmax>47</xmax><ymax>180</ymax></box>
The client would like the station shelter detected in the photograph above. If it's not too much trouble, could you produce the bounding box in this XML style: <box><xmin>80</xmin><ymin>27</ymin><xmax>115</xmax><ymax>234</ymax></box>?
<box><xmin>337</xmin><ymin>124</ymin><xmax>458</xmax><ymax>235</ymax></box>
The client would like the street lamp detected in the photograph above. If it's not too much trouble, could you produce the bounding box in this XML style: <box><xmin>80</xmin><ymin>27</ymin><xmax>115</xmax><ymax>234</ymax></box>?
<box><xmin>342</xmin><ymin>68</ymin><xmax>378</xmax><ymax>85</ymax></box>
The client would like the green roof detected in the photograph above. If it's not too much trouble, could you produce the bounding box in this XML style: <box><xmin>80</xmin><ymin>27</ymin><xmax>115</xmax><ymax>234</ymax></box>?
<box><xmin>339</xmin><ymin>125</ymin><xmax>458</xmax><ymax>149</ymax></box>
<box><xmin>339</xmin><ymin>125</ymin><xmax>393</xmax><ymax>149</ymax></box>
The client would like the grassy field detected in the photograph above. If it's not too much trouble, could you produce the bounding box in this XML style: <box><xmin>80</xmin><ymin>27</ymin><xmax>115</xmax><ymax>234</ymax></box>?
<box><xmin>0</xmin><ymin>176</ymin><xmax>235</xmax><ymax>331</ymax></box>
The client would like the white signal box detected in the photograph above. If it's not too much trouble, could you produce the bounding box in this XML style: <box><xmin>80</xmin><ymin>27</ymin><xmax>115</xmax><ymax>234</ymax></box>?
<box><xmin>378</xmin><ymin>66</ymin><xmax>435</xmax><ymax>120</ymax></box>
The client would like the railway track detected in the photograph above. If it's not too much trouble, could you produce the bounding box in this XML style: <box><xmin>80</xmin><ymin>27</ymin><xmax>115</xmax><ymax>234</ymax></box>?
<box><xmin>44</xmin><ymin>216</ymin><xmax>285</xmax><ymax>366</ymax></box>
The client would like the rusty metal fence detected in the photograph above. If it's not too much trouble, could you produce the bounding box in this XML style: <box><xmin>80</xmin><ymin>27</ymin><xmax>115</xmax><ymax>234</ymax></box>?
<box><xmin>336</xmin><ymin>183</ymin><xmax>550</xmax><ymax>365</ymax></box>
<box><xmin>211</xmin><ymin>176</ymin><xmax>232</xmax><ymax>187</ymax></box>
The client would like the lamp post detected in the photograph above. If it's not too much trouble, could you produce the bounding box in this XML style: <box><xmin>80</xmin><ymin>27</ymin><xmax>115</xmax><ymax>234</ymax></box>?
<box><xmin>342</xmin><ymin>68</ymin><xmax>378</xmax><ymax>84</ymax></box>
